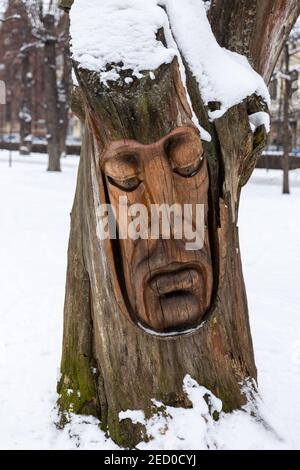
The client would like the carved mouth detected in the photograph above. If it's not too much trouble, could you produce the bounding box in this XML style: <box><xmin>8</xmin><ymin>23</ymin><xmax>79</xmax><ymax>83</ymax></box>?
<box><xmin>150</xmin><ymin>267</ymin><xmax>200</xmax><ymax>296</ymax></box>
<box><xmin>138</xmin><ymin>265</ymin><xmax>208</xmax><ymax>333</ymax></box>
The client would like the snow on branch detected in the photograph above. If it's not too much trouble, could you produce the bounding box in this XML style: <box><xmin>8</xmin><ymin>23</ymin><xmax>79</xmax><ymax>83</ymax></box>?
<box><xmin>70</xmin><ymin>0</ymin><xmax>270</xmax><ymax>119</ymax></box>
<box><xmin>161</xmin><ymin>0</ymin><xmax>270</xmax><ymax>119</ymax></box>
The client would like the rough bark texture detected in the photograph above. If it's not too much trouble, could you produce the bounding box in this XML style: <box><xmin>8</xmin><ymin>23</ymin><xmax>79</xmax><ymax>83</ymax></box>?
<box><xmin>57</xmin><ymin>0</ymin><xmax>298</xmax><ymax>448</ymax></box>
<box><xmin>44</xmin><ymin>14</ymin><xmax>61</xmax><ymax>172</ymax></box>
<box><xmin>208</xmin><ymin>0</ymin><xmax>300</xmax><ymax>83</ymax></box>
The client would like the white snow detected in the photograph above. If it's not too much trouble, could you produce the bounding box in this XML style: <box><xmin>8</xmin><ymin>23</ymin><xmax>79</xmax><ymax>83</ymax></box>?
<box><xmin>203</xmin><ymin>1</ymin><xmax>211</xmax><ymax>13</ymax></box>
<box><xmin>0</xmin><ymin>151</ymin><xmax>300</xmax><ymax>449</ymax></box>
<box><xmin>161</xmin><ymin>0</ymin><xmax>270</xmax><ymax>118</ymax></box>
<box><xmin>19</xmin><ymin>110</ymin><xmax>32</xmax><ymax>123</ymax></box>
<box><xmin>70</xmin><ymin>0</ymin><xmax>176</xmax><ymax>84</ymax></box>
<box><xmin>70</xmin><ymin>0</ymin><xmax>270</xmax><ymax>118</ymax></box>
<box><xmin>119</xmin><ymin>375</ymin><xmax>224</xmax><ymax>450</ymax></box>
<box><xmin>119</xmin><ymin>410</ymin><xmax>146</xmax><ymax>426</ymax></box>
<box><xmin>71</xmin><ymin>69</ymin><xmax>78</xmax><ymax>86</ymax></box>
<box><xmin>249</xmin><ymin>112</ymin><xmax>270</xmax><ymax>133</ymax></box>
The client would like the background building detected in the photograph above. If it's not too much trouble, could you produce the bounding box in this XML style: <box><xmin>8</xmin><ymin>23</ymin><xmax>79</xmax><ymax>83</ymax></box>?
<box><xmin>0</xmin><ymin>0</ymin><xmax>82</xmax><ymax>147</ymax></box>
<box><xmin>268</xmin><ymin>26</ymin><xmax>300</xmax><ymax>153</ymax></box>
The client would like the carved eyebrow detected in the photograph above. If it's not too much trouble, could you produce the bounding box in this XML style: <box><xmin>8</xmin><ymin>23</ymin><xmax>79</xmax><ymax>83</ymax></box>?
<box><xmin>103</xmin><ymin>144</ymin><xmax>141</xmax><ymax>161</ymax></box>
<box><xmin>102</xmin><ymin>127</ymin><xmax>201</xmax><ymax>160</ymax></box>
<box><xmin>113</xmin><ymin>149</ymin><xmax>140</xmax><ymax>158</ymax></box>
<box><xmin>166</xmin><ymin>129</ymin><xmax>200</xmax><ymax>143</ymax></box>
<box><xmin>103</xmin><ymin>152</ymin><xmax>140</xmax><ymax>177</ymax></box>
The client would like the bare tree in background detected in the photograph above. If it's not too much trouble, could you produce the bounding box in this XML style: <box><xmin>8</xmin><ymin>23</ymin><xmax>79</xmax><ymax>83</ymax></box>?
<box><xmin>0</xmin><ymin>0</ymin><xmax>33</xmax><ymax>154</ymax></box>
<box><xmin>282</xmin><ymin>44</ymin><xmax>292</xmax><ymax>194</ymax></box>
<box><xmin>282</xmin><ymin>22</ymin><xmax>300</xmax><ymax>194</ymax></box>
<box><xmin>19</xmin><ymin>15</ymin><xmax>34</xmax><ymax>155</ymax></box>
<box><xmin>270</xmin><ymin>21</ymin><xmax>300</xmax><ymax>194</ymax></box>
<box><xmin>0</xmin><ymin>0</ymin><xmax>71</xmax><ymax>169</ymax></box>
<box><xmin>25</xmin><ymin>0</ymin><xmax>71</xmax><ymax>171</ymax></box>
<box><xmin>57</xmin><ymin>12</ymin><xmax>71</xmax><ymax>159</ymax></box>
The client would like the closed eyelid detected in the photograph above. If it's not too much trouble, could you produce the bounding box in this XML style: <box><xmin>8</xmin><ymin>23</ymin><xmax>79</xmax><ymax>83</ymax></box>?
<box><xmin>166</xmin><ymin>135</ymin><xmax>203</xmax><ymax>162</ymax></box>
<box><xmin>104</xmin><ymin>152</ymin><xmax>140</xmax><ymax>177</ymax></box>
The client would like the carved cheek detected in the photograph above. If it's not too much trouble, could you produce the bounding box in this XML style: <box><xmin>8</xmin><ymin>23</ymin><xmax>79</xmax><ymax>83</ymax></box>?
<box><xmin>172</xmin><ymin>161</ymin><xmax>209</xmax><ymax>214</ymax></box>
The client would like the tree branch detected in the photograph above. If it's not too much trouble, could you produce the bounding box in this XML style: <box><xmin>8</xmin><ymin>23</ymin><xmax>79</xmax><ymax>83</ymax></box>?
<box><xmin>208</xmin><ymin>0</ymin><xmax>300</xmax><ymax>83</ymax></box>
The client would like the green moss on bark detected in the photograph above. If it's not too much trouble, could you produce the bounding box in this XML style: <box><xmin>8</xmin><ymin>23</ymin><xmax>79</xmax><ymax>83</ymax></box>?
<box><xmin>58</xmin><ymin>0</ymin><xmax>74</xmax><ymax>11</ymax></box>
<box><xmin>57</xmin><ymin>354</ymin><xmax>99</xmax><ymax>425</ymax></box>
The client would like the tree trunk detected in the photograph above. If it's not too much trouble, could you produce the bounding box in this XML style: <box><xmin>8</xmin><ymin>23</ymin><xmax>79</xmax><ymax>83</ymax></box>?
<box><xmin>282</xmin><ymin>44</ymin><xmax>291</xmax><ymax>194</ymax></box>
<box><xmin>58</xmin><ymin>15</ymin><xmax>71</xmax><ymax>159</ymax></box>
<box><xmin>57</xmin><ymin>1</ymin><xmax>300</xmax><ymax>448</ymax></box>
<box><xmin>19</xmin><ymin>51</ymin><xmax>32</xmax><ymax>155</ymax></box>
<box><xmin>44</xmin><ymin>13</ymin><xmax>61</xmax><ymax>172</ymax></box>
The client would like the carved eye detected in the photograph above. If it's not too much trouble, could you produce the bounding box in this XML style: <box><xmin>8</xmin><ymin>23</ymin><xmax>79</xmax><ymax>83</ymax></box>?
<box><xmin>166</xmin><ymin>132</ymin><xmax>204</xmax><ymax>178</ymax></box>
<box><xmin>173</xmin><ymin>156</ymin><xmax>204</xmax><ymax>178</ymax></box>
<box><xmin>107</xmin><ymin>175</ymin><xmax>141</xmax><ymax>192</ymax></box>
<box><xmin>105</xmin><ymin>153</ymin><xmax>142</xmax><ymax>192</ymax></box>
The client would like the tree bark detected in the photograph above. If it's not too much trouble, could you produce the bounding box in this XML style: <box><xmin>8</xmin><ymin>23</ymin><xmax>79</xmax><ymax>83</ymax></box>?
<box><xmin>44</xmin><ymin>13</ymin><xmax>61</xmax><ymax>172</ymax></box>
<box><xmin>57</xmin><ymin>1</ymin><xmax>298</xmax><ymax>448</ymax></box>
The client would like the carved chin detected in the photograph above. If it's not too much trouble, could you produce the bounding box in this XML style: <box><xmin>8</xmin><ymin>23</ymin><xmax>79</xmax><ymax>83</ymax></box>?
<box><xmin>136</xmin><ymin>265</ymin><xmax>212</xmax><ymax>334</ymax></box>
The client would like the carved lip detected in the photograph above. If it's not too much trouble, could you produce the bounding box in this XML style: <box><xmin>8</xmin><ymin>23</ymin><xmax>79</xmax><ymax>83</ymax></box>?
<box><xmin>141</xmin><ymin>263</ymin><xmax>206</xmax><ymax>333</ymax></box>
<box><xmin>149</xmin><ymin>267</ymin><xmax>200</xmax><ymax>296</ymax></box>
<box><xmin>135</xmin><ymin>261</ymin><xmax>212</xmax><ymax>334</ymax></box>
<box><xmin>147</xmin><ymin>263</ymin><xmax>200</xmax><ymax>297</ymax></box>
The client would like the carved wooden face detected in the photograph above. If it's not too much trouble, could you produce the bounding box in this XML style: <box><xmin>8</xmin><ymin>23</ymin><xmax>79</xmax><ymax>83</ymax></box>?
<box><xmin>100</xmin><ymin>126</ymin><xmax>213</xmax><ymax>334</ymax></box>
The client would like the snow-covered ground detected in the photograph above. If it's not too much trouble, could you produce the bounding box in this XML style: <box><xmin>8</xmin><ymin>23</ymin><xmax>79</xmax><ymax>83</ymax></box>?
<box><xmin>0</xmin><ymin>150</ymin><xmax>299</xmax><ymax>450</ymax></box>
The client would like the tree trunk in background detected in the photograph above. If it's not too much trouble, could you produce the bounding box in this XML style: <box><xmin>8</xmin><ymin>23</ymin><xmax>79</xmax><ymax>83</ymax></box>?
<box><xmin>19</xmin><ymin>50</ymin><xmax>32</xmax><ymax>155</ymax></box>
<box><xmin>283</xmin><ymin>44</ymin><xmax>291</xmax><ymax>194</ymax></box>
<box><xmin>44</xmin><ymin>13</ymin><xmax>61</xmax><ymax>172</ymax></box>
<box><xmin>57</xmin><ymin>0</ymin><xmax>300</xmax><ymax>448</ymax></box>
<box><xmin>58</xmin><ymin>14</ymin><xmax>71</xmax><ymax>159</ymax></box>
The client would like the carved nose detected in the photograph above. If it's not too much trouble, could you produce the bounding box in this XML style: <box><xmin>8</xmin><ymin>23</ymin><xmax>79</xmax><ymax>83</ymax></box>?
<box><xmin>144</xmin><ymin>154</ymin><xmax>176</xmax><ymax>206</ymax></box>
<box><xmin>143</xmin><ymin>154</ymin><xmax>181</xmax><ymax>241</ymax></box>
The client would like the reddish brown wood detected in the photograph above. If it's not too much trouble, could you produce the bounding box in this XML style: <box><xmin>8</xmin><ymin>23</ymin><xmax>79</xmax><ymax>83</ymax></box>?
<box><xmin>101</xmin><ymin>127</ymin><xmax>213</xmax><ymax>333</ymax></box>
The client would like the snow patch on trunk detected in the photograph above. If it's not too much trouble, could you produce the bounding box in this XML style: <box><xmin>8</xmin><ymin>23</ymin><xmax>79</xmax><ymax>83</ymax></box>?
<box><xmin>70</xmin><ymin>0</ymin><xmax>176</xmax><ymax>84</ymax></box>
<box><xmin>249</xmin><ymin>112</ymin><xmax>270</xmax><ymax>133</ymax></box>
<box><xmin>70</xmin><ymin>0</ymin><xmax>270</xmax><ymax>118</ymax></box>
<box><xmin>119</xmin><ymin>374</ymin><xmax>223</xmax><ymax>449</ymax></box>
